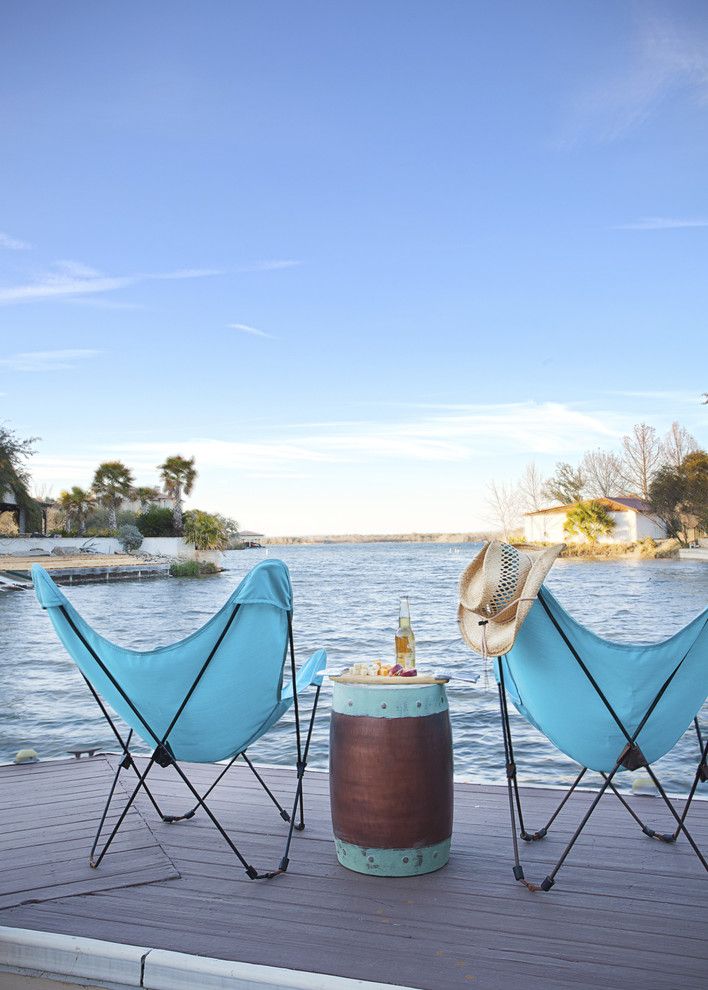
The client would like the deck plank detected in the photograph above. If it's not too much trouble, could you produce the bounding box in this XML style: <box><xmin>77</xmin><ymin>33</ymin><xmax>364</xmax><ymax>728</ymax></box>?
<box><xmin>0</xmin><ymin>756</ymin><xmax>179</xmax><ymax>909</ymax></box>
<box><xmin>0</xmin><ymin>757</ymin><xmax>705</xmax><ymax>990</ymax></box>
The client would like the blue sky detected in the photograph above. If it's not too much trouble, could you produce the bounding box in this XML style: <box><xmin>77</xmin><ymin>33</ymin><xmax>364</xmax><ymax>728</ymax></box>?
<box><xmin>1</xmin><ymin>1</ymin><xmax>706</xmax><ymax>534</ymax></box>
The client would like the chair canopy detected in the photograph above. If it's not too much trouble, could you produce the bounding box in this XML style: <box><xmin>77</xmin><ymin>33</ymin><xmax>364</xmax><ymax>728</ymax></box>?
<box><xmin>498</xmin><ymin>586</ymin><xmax>708</xmax><ymax>773</ymax></box>
<box><xmin>33</xmin><ymin>560</ymin><xmax>325</xmax><ymax>764</ymax></box>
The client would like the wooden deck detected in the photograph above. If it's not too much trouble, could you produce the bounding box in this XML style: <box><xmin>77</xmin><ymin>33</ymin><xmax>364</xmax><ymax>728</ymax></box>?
<box><xmin>0</xmin><ymin>756</ymin><xmax>706</xmax><ymax>990</ymax></box>
<box><xmin>0</xmin><ymin>554</ymin><xmax>169</xmax><ymax>586</ymax></box>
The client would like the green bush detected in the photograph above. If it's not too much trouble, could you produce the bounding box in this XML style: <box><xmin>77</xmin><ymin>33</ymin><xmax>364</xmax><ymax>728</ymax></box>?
<box><xmin>116</xmin><ymin>509</ymin><xmax>138</xmax><ymax>528</ymax></box>
<box><xmin>169</xmin><ymin>560</ymin><xmax>200</xmax><ymax>577</ymax></box>
<box><xmin>169</xmin><ymin>560</ymin><xmax>219</xmax><ymax>577</ymax></box>
<box><xmin>117</xmin><ymin>524</ymin><xmax>143</xmax><ymax>553</ymax></box>
<box><xmin>137</xmin><ymin>506</ymin><xmax>175</xmax><ymax>537</ymax></box>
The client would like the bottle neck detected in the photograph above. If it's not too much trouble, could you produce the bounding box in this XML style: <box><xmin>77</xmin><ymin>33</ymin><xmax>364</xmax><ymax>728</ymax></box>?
<box><xmin>398</xmin><ymin>597</ymin><xmax>411</xmax><ymax>626</ymax></box>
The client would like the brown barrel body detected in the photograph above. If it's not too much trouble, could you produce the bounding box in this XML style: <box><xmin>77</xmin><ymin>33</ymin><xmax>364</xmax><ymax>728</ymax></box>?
<box><xmin>329</xmin><ymin>681</ymin><xmax>453</xmax><ymax>876</ymax></box>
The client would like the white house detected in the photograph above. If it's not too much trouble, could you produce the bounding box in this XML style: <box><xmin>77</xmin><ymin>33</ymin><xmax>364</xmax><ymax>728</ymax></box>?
<box><xmin>523</xmin><ymin>497</ymin><xmax>668</xmax><ymax>544</ymax></box>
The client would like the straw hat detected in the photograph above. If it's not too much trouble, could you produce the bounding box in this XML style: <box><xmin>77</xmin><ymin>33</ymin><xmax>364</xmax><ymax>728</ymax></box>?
<box><xmin>458</xmin><ymin>541</ymin><xmax>563</xmax><ymax>657</ymax></box>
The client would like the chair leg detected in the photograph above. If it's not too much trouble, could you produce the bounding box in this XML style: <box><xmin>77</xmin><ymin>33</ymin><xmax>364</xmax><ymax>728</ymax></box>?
<box><xmin>537</xmin><ymin>763</ymin><xmax>623</xmax><ymax>891</ymax></box>
<box><xmin>601</xmin><ymin>773</ymin><xmax>667</xmax><ymax>838</ymax></box>
<box><xmin>603</xmin><ymin>720</ymin><xmax>708</xmax><ymax>855</ymax></box>
<box><xmin>240</xmin><ymin>752</ymin><xmax>291</xmax><ymax>823</ymax></box>
<box><xmin>666</xmin><ymin>725</ymin><xmax>708</xmax><ymax>844</ymax></box>
<box><xmin>161</xmin><ymin>688</ymin><xmax>323</xmax><ymax>881</ymax></box>
<box><xmin>91</xmin><ymin>749</ymin><xmax>161</xmax><ymax>868</ymax></box>
<box><xmin>642</xmin><ymin>764</ymin><xmax>707</xmax><ymax>870</ymax></box>
<box><xmin>90</xmin><ymin>738</ymin><xmax>130</xmax><ymax>866</ymax></box>
<box><xmin>162</xmin><ymin>753</ymin><xmax>241</xmax><ymax>824</ymax></box>
<box><xmin>525</xmin><ymin>767</ymin><xmax>588</xmax><ymax>841</ymax></box>
<box><xmin>164</xmin><ymin>758</ymin><xmax>264</xmax><ymax>879</ymax></box>
<box><xmin>278</xmin><ymin>685</ymin><xmax>321</xmax><ymax>869</ymax></box>
<box><xmin>294</xmin><ymin>686</ymin><xmax>321</xmax><ymax>831</ymax></box>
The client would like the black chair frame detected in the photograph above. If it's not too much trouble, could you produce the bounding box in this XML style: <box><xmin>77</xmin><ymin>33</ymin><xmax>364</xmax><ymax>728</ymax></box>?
<box><xmin>491</xmin><ymin>591</ymin><xmax>707</xmax><ymax>892</ymax></box>
<box><xmin>60</xmin><ymin>603</ymin><xmax>322</xmax><ymax>881</ymax></box>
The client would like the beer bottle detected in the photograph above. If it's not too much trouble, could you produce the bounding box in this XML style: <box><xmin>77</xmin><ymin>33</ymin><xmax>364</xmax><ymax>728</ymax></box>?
<box><xmin>395</xmin><ymin>596</ymin><xmax>416</xmax><ymax>669</ymax></box>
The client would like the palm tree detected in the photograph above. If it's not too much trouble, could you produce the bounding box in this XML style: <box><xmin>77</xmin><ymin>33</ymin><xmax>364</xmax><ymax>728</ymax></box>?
<box><xmin>92</xmin><ymin>461</ymin><xmax>134</xmax><ymax>531</ymax></box>
<box><xmin>563</xmin><ymin>500</ymin><xmax>615</xmax><ymax>544</ymax></box>
<box><xmin>133</xmin><ymin>486</ymin><xmax>161</xmax><ymax>510</ymax></box>
<box><xmin>71</xmin><ymin>486</ymin><xmax>94</xmax><ymax>534</ymax></box>
<box><xmin>57</xmin><ymin>490</ymin><xmax>76</xmax><ymax>534</ymax></box>
<box><xmin>159</xmin><ymin>455</ymin><xmax>197</xmax><ymax>535</ymax></box>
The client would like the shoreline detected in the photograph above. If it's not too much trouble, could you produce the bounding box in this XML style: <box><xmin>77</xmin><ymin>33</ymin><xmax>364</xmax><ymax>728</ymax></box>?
<box><xmin>263</xmin><ymin>531</ymin><xmax>490</xmax><ymax>544</ymax></box>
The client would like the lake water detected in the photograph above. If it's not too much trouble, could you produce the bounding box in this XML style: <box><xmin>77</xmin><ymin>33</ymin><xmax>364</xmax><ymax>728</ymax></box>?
<box><xmin>1</xmin><ymin>543</ymin><xmax>706</xmax><ymax>794</ymax></box>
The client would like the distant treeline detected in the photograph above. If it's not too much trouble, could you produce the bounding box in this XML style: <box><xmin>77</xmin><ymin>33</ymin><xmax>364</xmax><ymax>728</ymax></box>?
<box><xmin>264</xmin><ymin>532</ymin><xmax>491</xmax><ymax>545</ymax></box>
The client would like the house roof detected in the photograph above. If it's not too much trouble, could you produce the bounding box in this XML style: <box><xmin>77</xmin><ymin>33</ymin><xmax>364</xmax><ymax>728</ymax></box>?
<box><xmin>524</xmin><ymin>497</ymin><xmax>654</xmax><ymax>517</ymax></box>
<box><xmin>239</xmin><ymin>530</ymin><xmax>264</xmax><ymax>537</ymax></box>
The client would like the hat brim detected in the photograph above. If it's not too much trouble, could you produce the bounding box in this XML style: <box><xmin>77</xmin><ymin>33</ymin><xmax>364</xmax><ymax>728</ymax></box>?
<box><xmin>458</xmin><ymin>543</ymin><xmax>563</xmax><ymax>656</ymax></box>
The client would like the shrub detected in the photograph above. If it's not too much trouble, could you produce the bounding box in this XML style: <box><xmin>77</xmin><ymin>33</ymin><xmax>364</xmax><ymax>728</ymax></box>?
<box><xmin>169</xmin><ymin>560</ymin><xmax>200</xmax><ymax>577</ymax></box>
<box><xmin>169</xmin><ymin>560</ymin><xmax>219</xmax><ymax>577</ymax></box>
<box><xmin>136</xmin><ymin>506</ymin><xmax>175</xmax><ymax>537</ymax></box>
<box><xmin>639</xmin><ymin>537</ymin><xmax>657</xmax><ymax>558</ymax></box>
<box><xmin>182</xmin><ymin>510</ymin><xmax>227</xmax><ymax>551</ymax></box>
<box><xmin>117</xmin><ymin>524</ymin><xmax>143</xmax><ymax>553</ymax></box>
<box><xmin>116</xmin><ymin>509</ymin><xmax>138</xmax><ymax>527</ymax></box>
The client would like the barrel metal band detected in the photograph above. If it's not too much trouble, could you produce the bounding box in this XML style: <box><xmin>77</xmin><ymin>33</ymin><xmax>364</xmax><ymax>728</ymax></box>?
<box><xmin>332</xmin><ymin>682</ymin><xmax>448</xmax><ymax>718</ymax></box>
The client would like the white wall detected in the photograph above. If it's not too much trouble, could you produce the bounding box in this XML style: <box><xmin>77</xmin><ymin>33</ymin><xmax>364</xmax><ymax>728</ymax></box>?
<box><xmin>0</xmin><ymin>535</ymin><xmax>224</xmax><ymax>562</ymax></box>
<box><xmin>0</xmin><ymin>536</ymin><xmax>120</xmax><ymax>554</ymax></box>
<box><xmin>524</xmin><ymin>513</ymin><xmax>566</xmax><ymax>542</ymax></box>
<box><xmin>635</xmin><ymin>513</ymin><xmax>668</xmax><ymax>540</ymax></box>
<box><xmin>524</xmin><ymin>509</ymin><xmax>667</xmax><ymax>544</ymax></box>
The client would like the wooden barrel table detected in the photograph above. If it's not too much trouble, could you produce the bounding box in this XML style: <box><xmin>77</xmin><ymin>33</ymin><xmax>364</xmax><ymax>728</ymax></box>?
<box><xmin>329</xmin><ymin>679</ymin><xmax>454</xmax><ymax>877</ymax></box>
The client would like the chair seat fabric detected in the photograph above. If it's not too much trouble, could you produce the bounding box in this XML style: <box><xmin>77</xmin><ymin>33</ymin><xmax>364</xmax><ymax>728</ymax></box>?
<box><xmin>32</xmin><ymin>560</ymin><xmax>325</xmax><ymax>763</ymax></box>
<box><xmin>497</xmin><ymin>587</ymin><xmax>707</xmax><ymax>773</ymax></box>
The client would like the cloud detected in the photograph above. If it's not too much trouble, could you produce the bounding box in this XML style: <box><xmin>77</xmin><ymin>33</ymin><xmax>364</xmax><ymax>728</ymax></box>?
<box><xmin>0</xmin><ymin>263</ymin><xmax>222</xmax><ymax>305</ymax></box>
<box><xmin>64</xmin><ymin>297</ymin><xmax>146</xmax><ymax>311</ymax></box>
<box><xmin>608</xmin><ymin>389</ymin><xmax>700</xmax><ymax>402</ymax></box>
<box><xmin>0</xmin><ymin>231</ymin><xmax>31</xmax><ymax>250</ymax></box>
<box><xmin>228</xmin><ymin>323</ymin><xmax>274</xmax><ymax>339</ymax></box>
<box><xmin>559</xmin><ymin>12</ymin><xmax>708</xmax><ymax>145</ymax></box>
<box><xmin>0</xmin><ymin>256</ymin><xmax>301</xmax><ymax>305</ymax></box>
<box><xmin>34</xmin><ymin>402</ymin><xmax>619</xmax><ymax>485</ymax></box>
<box><xmin>613</xmin><ymin>217</ymin><xmax>708</xmax><ymax>230</ymax></box>
<box><xmin>53</xmin><ymin>260</ymin><xmax>103</xmax><ymax>278</ymax></box>
<box><xmin>235</xmin><ymin>260</ymin><xmax>302</xmax><ymax>272</ymax></box>
<box><xmin>0</xmin><ymin>349</ymin><xmax>101</xmax><ymax>372</ymax></box>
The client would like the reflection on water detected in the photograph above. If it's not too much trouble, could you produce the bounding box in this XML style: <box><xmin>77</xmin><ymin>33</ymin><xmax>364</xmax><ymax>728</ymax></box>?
<box><xmin>0</xmin><ymin>544</ymin><xmax>705</xmax><ymax>794</ymax></box>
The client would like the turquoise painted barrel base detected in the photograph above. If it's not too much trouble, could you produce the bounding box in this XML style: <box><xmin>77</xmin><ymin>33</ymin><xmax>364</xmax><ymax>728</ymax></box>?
<box><xmin>335</xmin><ymin>837</ymin><xmax>451</xmax><ymax>877</ymax></box>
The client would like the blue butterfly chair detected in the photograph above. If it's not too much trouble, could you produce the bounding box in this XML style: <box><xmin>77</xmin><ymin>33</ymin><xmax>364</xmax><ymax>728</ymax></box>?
<box><xmin>495</xmin><ymin>585</ymin><xmax>707</xmax><ymax>891</ymax></box>
<box><xmin>32</xmin><ymin>559</ymin><xmax>326</xmax><ymax>880</ymax></box>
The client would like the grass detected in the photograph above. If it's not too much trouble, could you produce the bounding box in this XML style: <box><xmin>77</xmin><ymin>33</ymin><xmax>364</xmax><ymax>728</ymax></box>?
<box><xmin>515</xmin><ymin>538</ymin><xmax>680</xmax><ymax>559</ymax></box>
<box><xmin>169</xmin><ymin>560</ymin><xmax>220</xmax><ymax>577</ymax></box>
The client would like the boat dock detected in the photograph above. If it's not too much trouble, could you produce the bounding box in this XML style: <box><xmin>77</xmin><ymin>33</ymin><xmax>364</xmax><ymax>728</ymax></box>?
<box><xmin>0</xmin><ymin>554</ymin><xmax>169</xmax><ymax>588</ymax></box>
<box><xmin>0</xmin><ymin>756</ymin><xmax>705</xmax><ymax>989</ymax></box>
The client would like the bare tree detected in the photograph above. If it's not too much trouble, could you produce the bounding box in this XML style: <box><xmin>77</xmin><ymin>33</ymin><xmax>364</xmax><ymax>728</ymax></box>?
<box><xmin>581</xmin><ymin>449</ymin><xmax>624</xmax><ymax>498</ymax></box>
<box><xmin>662</xmin><ymin>421</ymin><xmax>698</xmax><ymax>470</ymax></box>
<box><xmin>486</xmin><ymin>480</ymin><xmax>522</xmax><ymax>542</ymax></box>
<box><xmin>32</xmin><ymin>482</ymin><xmax>54</xmax><ymax>502</ymax></box>
<box><xmin>542</xmin><ymin>462</ymin><xmax>585</xmax><ymax>505</ymax></box>
<box><xmin>518</xmin><ymin>461</ymin><xmax>545</xmax><ymax>512</ymax></box>
<box><xmin>621</xmin><ymin>423</ymin><xmax>664</xmax><ymax>499</ymax></box>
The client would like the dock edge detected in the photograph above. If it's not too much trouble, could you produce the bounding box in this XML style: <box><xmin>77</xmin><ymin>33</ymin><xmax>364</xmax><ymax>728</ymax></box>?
<box><xmin>0</xmin><ymin>926</ymin><xmax>420</xmax><ymax>990</ymax></box>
